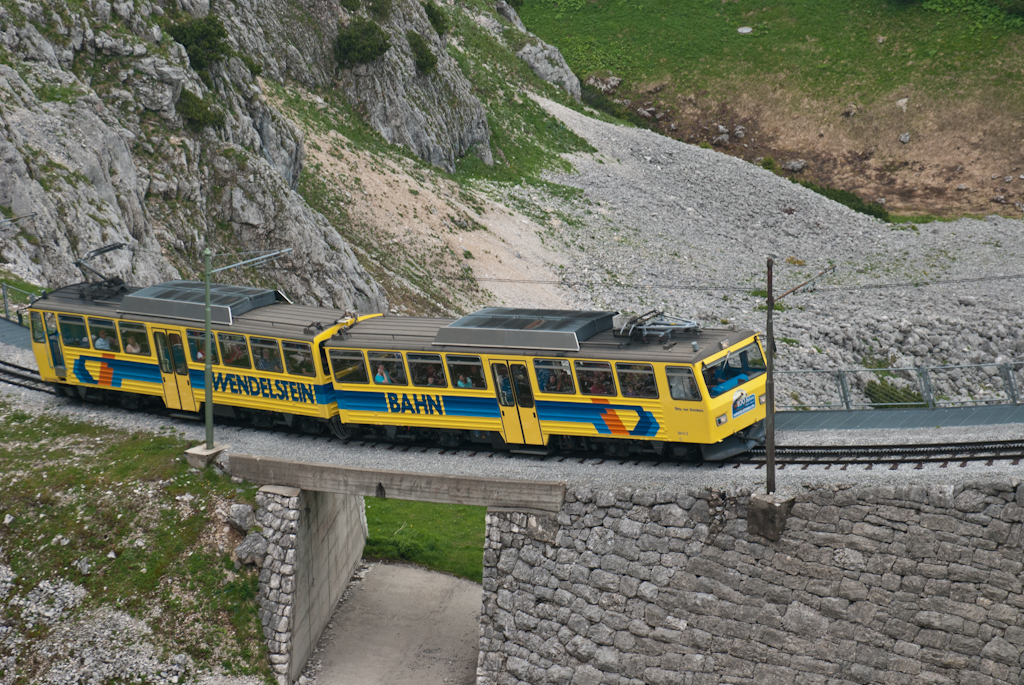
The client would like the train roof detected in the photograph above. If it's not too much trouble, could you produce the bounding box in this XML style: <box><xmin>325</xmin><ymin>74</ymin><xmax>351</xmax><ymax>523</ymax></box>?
<box><xmin>30</xmin><ymin>280</ymin><xmax>342</xmax><ymax>341</ymax></box>
<box><xmin>327</xmin><ymin>308</ymin><xmax>757</xmax><ymax>365</ymax></box>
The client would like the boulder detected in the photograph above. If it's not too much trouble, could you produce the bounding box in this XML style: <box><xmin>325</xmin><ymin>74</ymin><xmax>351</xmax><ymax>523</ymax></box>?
<box><xmin>782</xmin><ymin>159</ymin><xmax>807</xmax><ymax>172</ymax></box>
<box><xmin>585</xmin><ymin>75</ymin><xmax>621</xmax><ymax>94</ymax></box>
<box><xmin>517</xmin><ymin>41</ymin><xmax>582</xmax><ymax>103</ymax></box>
<box><xmin>228</xmin><ymin>504</ymin><xmax>256</xmax><ymax>533</ymax></box>
<box><xmin>235</xmin><ymin>532</ymin><xmax>268</xmax><ymax>566</ymax></box>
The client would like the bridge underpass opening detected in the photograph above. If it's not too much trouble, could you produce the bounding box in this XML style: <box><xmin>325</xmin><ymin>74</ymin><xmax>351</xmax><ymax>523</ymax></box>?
<box><xmin>232</xmin><ymin>454</ymin><xmax>565</xmax><ymax>685</ymax></box>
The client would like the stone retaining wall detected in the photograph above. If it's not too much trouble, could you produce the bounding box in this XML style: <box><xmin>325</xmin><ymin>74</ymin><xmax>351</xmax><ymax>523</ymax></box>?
<box><xmin>255</xmin><ymin>486</ymin><xmax>366</xmax><ymax>685</ymax></box>
<box><xmin>478</xmin><ymin>480</ymin><xmax>1024</xmax><ymax>685</ymax></box>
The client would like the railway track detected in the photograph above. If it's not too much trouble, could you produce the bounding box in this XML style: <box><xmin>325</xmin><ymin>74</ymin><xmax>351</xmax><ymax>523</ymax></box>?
<box><xmin>743</xmin><ymin>441</ymin><xmax>1024</xmax><ymax>469</ymax></box>
<box><xmin>0</xmin><ymin>359</ymin><xmax>54</xmax><ymax>395</ymax></box>
<box><xmin>2</xmin><ymin>362</ymin><xmax>1022</xmax><ymax>469</ymax></box>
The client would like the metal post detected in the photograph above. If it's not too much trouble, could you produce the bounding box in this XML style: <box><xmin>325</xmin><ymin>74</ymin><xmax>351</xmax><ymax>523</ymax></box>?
<box><xmin>765</xmin><ymin>258</ymin><xmax>775</xmax><ymax>495</ymax></box>
<box><xmin>204</xmin><ymin>247</ymin><xmax>214</xmax><ymax>450</ymax></box>
<box><xmin>917</xmin><ymin>367</ymin><xmax>935</xmax><ymax>408</ymax></box>
<box><xmin>836</xmin><ymin>370</ymin><xmax>853</xmax><ymax>411</ymax></box>
<box><xmin>2</xmin><ymin>283</ymin><xmax>8</xmax><ymax>321</ymax></box>
<box><xmin>1000</xmin><ymin>363</ymin><xmax>1019</xmax><ymax>405</ymax></box>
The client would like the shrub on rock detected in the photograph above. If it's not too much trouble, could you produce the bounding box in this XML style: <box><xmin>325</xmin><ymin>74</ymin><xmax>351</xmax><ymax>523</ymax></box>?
<box><xmin>168</xmin><ymin>14</ymin><xmax>230</xmax><ymax>72</ymax></box>
<box><xmin>406</xmin><ymin>31</ymin><xmax>436</xmax><ymax>75</ymax></box>
<box><xmin>422</xmin><ymin>0</ymin><xmax>449</xmax><ymax>35</ymax></box>
<box><xmin>368</xmin><ymin>0</ymin><xmax>393</xmax><ymax>19</ymax></box>
<box><xmin>176</xmin><ymin>90</ymin><xmax>225</xmax><ymax>130</ymax></box>
<box><xmin>335</xmin><ymin>19</ymin><xmax>392</xmax><ymax>68</ymax></box>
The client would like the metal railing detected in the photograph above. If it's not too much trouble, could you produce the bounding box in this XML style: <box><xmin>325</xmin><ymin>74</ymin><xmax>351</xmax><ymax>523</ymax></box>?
<box><xmin>776</xmin><ymin>361</ymin><xmax>1024</xmax><ymax>411</ymax></box>
<box><xmin>1</xmin><ymin>282</ymin><xmax>41</xmax><ymax>326</ymax></box>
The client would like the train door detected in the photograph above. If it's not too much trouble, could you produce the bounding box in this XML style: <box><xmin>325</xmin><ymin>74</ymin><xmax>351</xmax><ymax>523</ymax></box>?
<box><xmin>31</xmin><ymin>311</ymin><xmax>64</xmax><ymax>377</ymax></box>
<box><xmin>490</xmin><ymin>361</ymin><xmax>544</xmax><ymax>446</ymax></box>
<box><xmin>153</xmin><ymin>329</ymin><xmax>198</xmax><ymax>411</ymax></box>
<box><xmin>43</xmin><ymin>312</ymin><xmax>65</xmax><ymax>376</ymax></box>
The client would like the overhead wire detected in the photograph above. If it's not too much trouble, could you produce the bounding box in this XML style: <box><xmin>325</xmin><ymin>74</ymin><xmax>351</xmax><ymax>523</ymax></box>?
<box><xmin>474</xmin><ymin>272</ymin><xmax>1024</xmax><ymax>293</ymax></box>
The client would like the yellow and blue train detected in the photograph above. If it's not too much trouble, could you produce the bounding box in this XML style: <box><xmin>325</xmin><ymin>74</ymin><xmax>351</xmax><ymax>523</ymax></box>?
<box><xmin>28</xmin><ymin>280</ymin><xmax>767</xmax><ymax>460</ymax></box>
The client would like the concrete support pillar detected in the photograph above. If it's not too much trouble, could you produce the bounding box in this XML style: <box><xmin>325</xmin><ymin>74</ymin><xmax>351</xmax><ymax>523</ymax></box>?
<box><xmin>255</xmin><ymin>486</ymin><xmax>367</xmax><ymax>685</ymax></box>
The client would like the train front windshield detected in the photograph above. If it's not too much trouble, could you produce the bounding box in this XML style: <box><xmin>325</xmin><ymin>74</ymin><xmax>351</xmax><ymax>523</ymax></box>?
<box><xmin>702</xmin><ymin>342</ymin><xmax>766</xmax><ymax>398</ymax></box>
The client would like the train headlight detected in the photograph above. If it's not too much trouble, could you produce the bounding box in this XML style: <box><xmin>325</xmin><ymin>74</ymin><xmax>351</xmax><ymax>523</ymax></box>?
<box><xmin>759</xmin><ymin>394</ymin><xmax>766</xmax><ymax>405</ymax></box>
<box><xmin>716</xmin><ymin>414</ymin><xmax>727</xmax><ymax>426</ymax></box>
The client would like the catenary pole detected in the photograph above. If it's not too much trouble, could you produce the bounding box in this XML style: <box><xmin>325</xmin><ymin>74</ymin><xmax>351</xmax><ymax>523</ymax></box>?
<box><xmin>204</xmin><ymin>247</ymin><xmax>213</xmax><ymax>449</ymax></box>
<box><xmin>202</xmin><ymin>247</ymin><xmax>292</xmax><ymax>452</ymax></box>
<box><xmin>765</xmin><ymin>258</ymin><xmax>776</xmax><ymax>494</ymax></box>
<box><xmin>764</xmin><ymin>262</ymin><xmax>836</xmax><ymax>495</ymax></box>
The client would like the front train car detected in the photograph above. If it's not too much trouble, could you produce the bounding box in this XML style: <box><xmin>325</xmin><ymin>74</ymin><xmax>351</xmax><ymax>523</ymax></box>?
<box><xmin>324</xmin><ymin>308</ymin><xmax>767</xmax><ymax>460</ymax></box>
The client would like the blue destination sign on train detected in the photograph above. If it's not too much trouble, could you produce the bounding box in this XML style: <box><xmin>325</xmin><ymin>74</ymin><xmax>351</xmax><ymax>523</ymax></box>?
<box><xmin>212</xmin><ymin>372</ymin><xmax>317</xmax><ymax>404</ymax></box>
<box><xmin>386</xmin><ymin>392</ymin><xmax>444</xmax><ymax>415</ymax></box>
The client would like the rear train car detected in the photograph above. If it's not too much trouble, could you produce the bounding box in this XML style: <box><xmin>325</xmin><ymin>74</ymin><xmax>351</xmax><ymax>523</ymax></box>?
<box><xmin>27</xmin><ymin>280</ymin><xmax>344</xmax><ymax>432</ymax></box>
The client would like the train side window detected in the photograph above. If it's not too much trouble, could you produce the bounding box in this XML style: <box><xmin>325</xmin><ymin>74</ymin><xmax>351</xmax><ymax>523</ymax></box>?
<box><xmin>88</xmin><ymin>318</ymin><xmax>120</xmax><ymax>353</ymax></box>
<box><xmin>252</xmin><ymin>337</ymin><xmax>283</xmax><ymax>373</ymax></box>
<box><xmin>534</xmin><ymin>359</ymin><xmax>575</xmax><ymax>394</ymax></box>
<box><xmin>446</xmin><ymin>355</ymin><xmax>486</xmax><ymax>389</ymax></box>
<box><xmin>118</xmin><ymin>322</ymin><xmax>151</xmax><ymax>356</ymax></box>
<box><xmin>218</xmin><ymin>333</ymin><xmax>251</xmax><ymax>369</ymax></box>
<box><xmin>58</xmin><ymin>314</ymin><xmax>90</xmax><ymax>348</ymax></box>
<box><xmin>510</xmin><ymin>364</ymin><xmax>535</xmax><ymax>409</ymax></box>
<box><xmin>30</xmin><ymin>312</ymin><xmax>45</xmax><ymax>343</ymax></box>
<box><xmin>154</xmin><ymin>332</ymin><xmax>173</xmax><ymax>374</ymax></box>
<box><xmin>665</xmin><ymin>366</ymin><xmax>701</xmax><ymax>401</ymax></box>
<box><xmin>283</xmin><ymin>342</ymin><xmax>317</xmax><ymax>377</ymax></box>
<box><xmin>575</xmin><ymin>360</ymin><xmax>616</xmax><ymax>396</ymax></box>
<box><xmin>330</xmin><ymin>350</ymin><xmax>369</xmax><ymax>384</ymax></box>
<box><xmin>368</xmin><ymin>351</ymin><xmax>407</xmax><ymax>385</ymax></box>
<box><xmin>409</xmin><ymin>353</ymin><xmax>448</xmax><ymax>388</ymax></box>
<box><xmin>617</xmin><ymin>363</ymin><xmax>659</xmax><ymax>399</ymax></box>
<box><xmin>186</xmin><ymin>329</ymin><xmax>219</xmax><ymax>364</ymax></box>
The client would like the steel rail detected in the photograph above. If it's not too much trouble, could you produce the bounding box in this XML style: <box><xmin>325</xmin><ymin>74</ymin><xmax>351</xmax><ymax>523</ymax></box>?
<box><xmin>743</xmin><ymin>440</ymin><xmax>1024</xmax><ymax>468</ymax></box>
<box><xmin>0</xmin><ymin>359</ymin><xmax>55</xmax><ymax>395</ymax></box>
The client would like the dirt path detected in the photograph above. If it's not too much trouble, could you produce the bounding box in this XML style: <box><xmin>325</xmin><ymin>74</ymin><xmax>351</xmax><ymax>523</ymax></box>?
<box><xmin>615</xmin><ymin>83</ymin><xmax>1024</xmax><ymax>218</ymax></box>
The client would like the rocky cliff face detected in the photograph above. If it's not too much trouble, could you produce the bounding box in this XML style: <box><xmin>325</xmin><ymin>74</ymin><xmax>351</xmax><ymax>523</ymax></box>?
<box><xmin>336</xmin><ymin>1</ymin><xmax>492</xmax><ymax>172</ymax></box>
<box><xmin>0</xmin><ymin>0</ymin><xmax>415</xmax><ymax>312</ymax></box>
<box><xmin>219</xmin><ymin>0</ymin><xmax>492</xmax><ymax>172</ymax></box>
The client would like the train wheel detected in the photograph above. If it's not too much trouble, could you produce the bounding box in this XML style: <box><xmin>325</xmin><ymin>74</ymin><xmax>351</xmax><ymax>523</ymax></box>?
<box><xmin>437</xmin><ymin>431</ymin><xmax>464</xmax><ymax>448</ymax></box>
<box><xmin>251</xmin><ymin>411</ymin><xmax>275</xmax><ymax>429</ymax></box>
<box><xmin>120</xmin><ymin>393</ymin><xmax>141</xmax><ymax>411</ymax></box>
<box><xmin>328</xmin><ymin>416</ymin><xmax>357</xmax><ymax>440</ymax></box>
<box><xmin>298</xmin><ymin>417</ymin><xmax>323</xmax><ymax>434</ymax></box>
<box><xmin>602</xmin><ymin>441</ymin><xmax>628</xmax><ymax>458</ymax></box>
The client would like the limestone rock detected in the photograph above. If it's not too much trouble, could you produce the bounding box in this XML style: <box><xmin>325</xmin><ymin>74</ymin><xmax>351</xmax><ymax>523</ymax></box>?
<box><xmin>517</xmin><ymin>41</ymin><xmax>582</xmax><ymax>103</ymax></box>
<box><xmin>495</xmin><ymin>0</ymin><xmax>581</xmax><ymax>103</ymax></box>
<box><xmin>228</xmin><ymin>503</ymin><xmax>256</xmax><ymax>533</ymax></box>
<box><xmin>0</xmin><ymin>4</ymin><xmax>385</xmax><ymax>313</ymax></box>
<box><xmin>336</xmin><ymin>0</ymin><xmax>492</xmax><ymax>172</ymax></box>
<box><xmin>584</xmin><ymin>75</ymin><xmax>622</xmax><ymax>94</ymax></box>
<box><xmin>235</xmin><ymin>532</ymin><xmax>268</xmax><ymax>566</ymax></box>
<box><xmin>495</xmin><ymin>0</ymin><xmax>528</xmax><ymax>32</ymax></box>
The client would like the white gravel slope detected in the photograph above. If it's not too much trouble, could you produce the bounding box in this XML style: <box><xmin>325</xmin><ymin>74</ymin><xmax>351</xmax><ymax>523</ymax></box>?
<box><xmin>498</xmin><ymin>96</ymin><xmax>1024</xmax><ymax>408</ymax></box>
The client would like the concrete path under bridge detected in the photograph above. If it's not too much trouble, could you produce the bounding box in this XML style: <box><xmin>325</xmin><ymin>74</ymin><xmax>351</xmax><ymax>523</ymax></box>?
<box><xmin>309</xmin><ymin>563</ymin><xmax>480</xmax><ymax>685</ymax></box>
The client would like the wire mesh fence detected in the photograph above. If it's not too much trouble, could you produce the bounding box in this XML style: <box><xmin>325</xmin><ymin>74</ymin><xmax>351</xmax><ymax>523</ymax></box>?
<box><xmin>776</xmin><ymin>361</ymin><xmax>1024</xmax><ymax>411</ymax></box>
